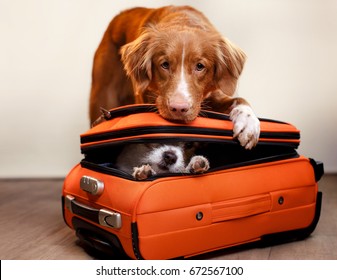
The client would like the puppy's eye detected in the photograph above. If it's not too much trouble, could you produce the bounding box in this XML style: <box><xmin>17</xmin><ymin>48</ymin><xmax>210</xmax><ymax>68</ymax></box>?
<box><xmin>161</xmin><ymin>61</ymin><xmax>170</xmax><ymax>70</ymax></box>
<box><xmin>184</xmin><ymin>142</ymin><xmax>194</xmax><ymax>149</ymax></box>
<box><xmin>196</xmin><ymin>63</ymin><xmax>205</xmax><ymax>71</ymax></box>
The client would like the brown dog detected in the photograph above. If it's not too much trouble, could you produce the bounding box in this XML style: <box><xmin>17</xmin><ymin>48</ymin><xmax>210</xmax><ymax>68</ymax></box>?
<box><xmin>89</xmin><ymin>5</ymin><xmax>260</xmax><ymax>149</ymax></box>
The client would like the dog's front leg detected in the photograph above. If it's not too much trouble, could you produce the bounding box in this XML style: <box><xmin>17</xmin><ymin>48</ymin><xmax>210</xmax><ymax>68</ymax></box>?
<box><xmin>186</xmin><ymin>156</ymin><xmax>210</xmax><ymax>174</ymax></box>
<box><xmin>230</xmin><ymin>101</ymin><xmax>260</xmax><ymax>149</ymax></box>
<box><xmin>205</xmin><ymin>93</ymin><xmax>260</xmax><ymax>149</ymax></box>
<box><xmin>133</xmin><ymin>164</ymin><xmax>156</xmax><ymax>180</ymax></box>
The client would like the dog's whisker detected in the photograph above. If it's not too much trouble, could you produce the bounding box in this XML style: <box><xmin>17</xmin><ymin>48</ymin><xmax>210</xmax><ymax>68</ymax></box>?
<box><xmin>149</xmin><ymin>106</ymin><xmax>159</xmax><ymax>114</ymax></box>
<box><xmin>201</xmin><ymin>102</ymin><xmax>212</xmax><ymax>111</ymax></box>
<box><xmin>145</xmin><ymin>92</ymin><xmax>158</xmax><ymax>103</ymax></box>
<box><xmin>198</xmin><ymin>111</ymin><xmax>208</xmax><ymax>118</ymax></box>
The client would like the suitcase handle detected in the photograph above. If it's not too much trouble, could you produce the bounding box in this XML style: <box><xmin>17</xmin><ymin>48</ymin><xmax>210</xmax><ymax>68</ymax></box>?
<box><xmin>212</xmin><ymin>194</ymin><xmax>271</xmax><ymax>222</ymax></box>
<box><xmin>64</xmin><ymin>195</ymin><xmax>122</xmax><ymax>229</ymax></box>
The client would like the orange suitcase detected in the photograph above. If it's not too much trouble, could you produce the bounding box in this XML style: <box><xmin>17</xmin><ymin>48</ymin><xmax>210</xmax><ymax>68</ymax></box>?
<box><xmin>62</xmin><ymin>105</ymin><xmax>323</xmax><ymax>259</ymax></box>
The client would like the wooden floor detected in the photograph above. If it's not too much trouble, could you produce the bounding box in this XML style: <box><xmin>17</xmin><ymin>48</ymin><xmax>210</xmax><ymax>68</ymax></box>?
<box><xmin>0</xmin><ymin>175</ymin><xmax>336</xmax><ymax>260</ymax></box>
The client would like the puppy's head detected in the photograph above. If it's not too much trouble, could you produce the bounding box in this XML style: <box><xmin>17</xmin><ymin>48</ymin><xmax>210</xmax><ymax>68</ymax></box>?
<box><xmin>143</xmin><ymin>142</ymin><xmax>197</xmax><ymax>173</ymax></box>
<box><xmin>120</xmin><ymin>26</ymin><xmax>246</xmax><ymax>122</ymax></box>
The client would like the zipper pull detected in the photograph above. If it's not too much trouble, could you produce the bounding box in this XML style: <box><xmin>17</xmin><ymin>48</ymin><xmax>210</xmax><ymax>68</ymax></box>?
<box><xmin>91</xmin><ymin>107</ymin><xmax>112</xmax><ymax>127</ymax></box>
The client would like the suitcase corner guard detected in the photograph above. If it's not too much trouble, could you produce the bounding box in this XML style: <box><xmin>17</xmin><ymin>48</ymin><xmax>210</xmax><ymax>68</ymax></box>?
<box><xmin>309</xmin><ymin>158</ymin><xmax>324</xmax><ymax>182</ymax></box>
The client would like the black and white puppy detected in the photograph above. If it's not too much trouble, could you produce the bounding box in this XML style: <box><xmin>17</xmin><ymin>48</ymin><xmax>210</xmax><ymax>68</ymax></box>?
<box><xmin>116</xmin><ymin>142</ymin><xmax>209</xmax><ymax>180</ymax></box>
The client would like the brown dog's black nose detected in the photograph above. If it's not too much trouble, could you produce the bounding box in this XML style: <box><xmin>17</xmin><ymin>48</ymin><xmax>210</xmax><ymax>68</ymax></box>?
<box><xmin>163</xmin><ymin>151</ymin><xmax>177</xmax><ymax>165</ymax></box>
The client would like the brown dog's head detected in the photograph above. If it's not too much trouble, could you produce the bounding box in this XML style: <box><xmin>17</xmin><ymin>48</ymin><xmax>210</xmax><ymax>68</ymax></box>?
<box><xmin>120</xmin><ymin>25</ymin><xmax>246</xmax><ymax>122</ymax></box>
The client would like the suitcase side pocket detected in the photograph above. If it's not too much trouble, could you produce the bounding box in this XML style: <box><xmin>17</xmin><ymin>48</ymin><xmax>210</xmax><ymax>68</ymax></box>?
<box><xmin>211</xmin><ymin>194</ymin><xmax>271</xmax><ymax>222</ymax></box>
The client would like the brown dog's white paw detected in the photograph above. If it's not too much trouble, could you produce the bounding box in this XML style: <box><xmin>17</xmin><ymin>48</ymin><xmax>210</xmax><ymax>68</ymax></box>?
<box><xmin>230</xmin><ymin>104</ymin><xmax>260</xmax><ymax>150</ymax></box>
<box><xmin>186</xmin><ymin>155</ymin><xmax>210</xmax><ymax>174</ymax></box>
<box><xmin>132</xmin><ymin>164</ymin><xmax>156</xmax><ymax>180</ymax></box>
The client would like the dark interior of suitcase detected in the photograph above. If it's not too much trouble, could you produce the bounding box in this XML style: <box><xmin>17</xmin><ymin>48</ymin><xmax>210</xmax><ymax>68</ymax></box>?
<box><xmin>81</xmin><ymin>139</ymin><xmax>299</xmax><ymax>180</ymax></box>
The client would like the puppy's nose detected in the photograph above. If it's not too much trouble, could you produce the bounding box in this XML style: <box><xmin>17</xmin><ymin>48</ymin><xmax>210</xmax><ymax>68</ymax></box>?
<box><xmin>169</xmin><ymin>102</ymin><xmax>190</xmax><ymax>114</ymax></box>
<box><xmin>163</xmin><ymin>151</ymin><xmax>177</xmax><ymax>165</ymax></box>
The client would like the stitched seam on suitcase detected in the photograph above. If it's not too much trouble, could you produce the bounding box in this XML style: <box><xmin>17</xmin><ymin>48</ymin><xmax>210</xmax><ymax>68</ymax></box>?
<box><xmin>211</xmin><ymin>194</ymin><xmax>271</xmax><ymax>222</ymax></box>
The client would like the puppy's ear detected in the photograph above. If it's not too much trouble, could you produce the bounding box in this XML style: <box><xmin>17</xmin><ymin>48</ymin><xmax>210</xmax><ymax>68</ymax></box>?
<box><xmin>214</xmin><ymin>37</ymin><xmax>247</xmax><ymax>96</ymax></box>
<box><xmin>120</xmin><ymin>27</ymin><xmax>156</xmax><ymax>102</ymax></box>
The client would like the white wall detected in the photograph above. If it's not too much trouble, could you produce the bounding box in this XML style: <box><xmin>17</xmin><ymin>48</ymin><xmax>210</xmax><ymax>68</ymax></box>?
<box><xmin>1</xmin><ymin>0</ymin><xmax>336</xmax><ymax>177</ymax></box>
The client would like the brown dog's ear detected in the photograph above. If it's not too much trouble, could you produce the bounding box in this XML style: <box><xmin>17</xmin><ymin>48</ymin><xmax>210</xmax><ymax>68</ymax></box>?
<box><xmin>214</xmin><ymin>37</ymin><xmax>247</xmax><ymax>96</ymax></box>
<box><xmin>120</xmin><ymin>28</ymin><xmax>156</xmax><ymax>102</ymax></box>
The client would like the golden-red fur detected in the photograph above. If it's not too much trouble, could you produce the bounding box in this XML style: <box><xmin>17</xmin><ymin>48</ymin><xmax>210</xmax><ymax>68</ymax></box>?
<box><xmin>89</xmin><ymin>6</ymin><xmax>260</xmax><ymax>148</ymax></box>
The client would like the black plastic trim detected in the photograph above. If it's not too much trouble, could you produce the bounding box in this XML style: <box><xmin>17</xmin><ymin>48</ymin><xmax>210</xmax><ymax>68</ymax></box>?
<box><xmin>309</xmin><ymin>158</ymin><xmax>324</xmax><ymax>182</ymax></box>
<box><xmin>131</xmin><ymin>223</ymin><xmax>143</xmax><ymax>260</ymax></box>
<box><xmin>72</xmin><ymin>217</ymin><xmax>128</xmax><ymax>259</ymax></box>
<box><xmin>61</xmin><ymin>196</ymin><xmax>71</xmax><ymax>228</ymax></box>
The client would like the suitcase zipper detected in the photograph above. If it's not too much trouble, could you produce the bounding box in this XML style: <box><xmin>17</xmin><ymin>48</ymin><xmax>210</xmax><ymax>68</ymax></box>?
<box><xmin>81</xmin><ymin>126</ymin><xmax>233</xmax><ymax>144</ymax></box>
<box><xmin>81</xmin><ymin>134</ymin><xmax>300</xmax><ymax>156</ymax></box>
<box><xmin>81</xmin><ymin>125</ymin><xmax>300</xmax><ymax>145</ymax></box>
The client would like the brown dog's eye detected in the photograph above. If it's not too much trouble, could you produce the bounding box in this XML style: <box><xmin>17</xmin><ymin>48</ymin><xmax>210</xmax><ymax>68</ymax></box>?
<box><xmin>161</xmin><ymin>61</ymin><xmax>170</xmax><ymax>70</ymax></box>
<box><xmin>196</xmin><ymin>63</ymin><xmax>205</xmax><ymax>71</ymax></box>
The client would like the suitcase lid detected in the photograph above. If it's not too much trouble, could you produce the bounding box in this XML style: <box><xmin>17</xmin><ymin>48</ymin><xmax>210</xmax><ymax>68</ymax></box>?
<box><xmin>80</xmin><ymin>104</ymin><xmax>300</xmax><ymax>152</ymax></box>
